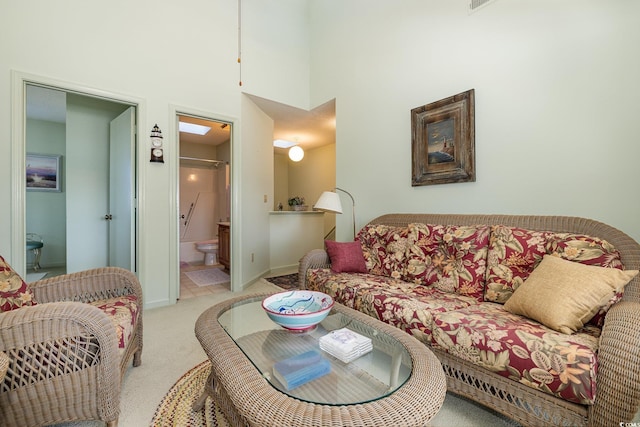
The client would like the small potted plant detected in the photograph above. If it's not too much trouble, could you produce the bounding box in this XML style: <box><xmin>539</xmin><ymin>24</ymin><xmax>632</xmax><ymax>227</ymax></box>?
<box><xmin>288</xmin><ymin>196</ymin><xmax>307</xmax><ymax>211</ymax></box>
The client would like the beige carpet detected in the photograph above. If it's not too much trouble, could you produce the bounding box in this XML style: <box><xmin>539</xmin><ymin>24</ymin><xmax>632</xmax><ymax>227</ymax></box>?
<box><xmin>52</xmin><ymin>278</ymin><xmax>522</xmax><ymax>427</ymax></box>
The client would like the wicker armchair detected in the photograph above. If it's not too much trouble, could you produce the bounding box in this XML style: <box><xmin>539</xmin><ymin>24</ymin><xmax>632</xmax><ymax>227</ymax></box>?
<box><xmin>0</xmin><ymin>267</ymin><xmax>143</xmax><ymax>427</ymax></box>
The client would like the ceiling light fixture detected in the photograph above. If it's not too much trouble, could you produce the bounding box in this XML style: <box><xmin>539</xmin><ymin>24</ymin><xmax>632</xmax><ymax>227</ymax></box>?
<box><xmin>179</xmin><ymin>122</ymin><xmax>211</xmax><ymax>135</ymax></box>
<box><xmin>288</xmin><ymin>146</ymin><xmax>304</xmax><ymax>162</ymax></box>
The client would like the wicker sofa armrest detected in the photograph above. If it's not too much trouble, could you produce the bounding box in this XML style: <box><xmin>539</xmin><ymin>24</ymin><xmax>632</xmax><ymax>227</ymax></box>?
<box><xmin>298</xmin><ymin>249</ymin><xmax>331</xmax><ymax>289</ymax></box>
<box><xmin>590</xmin><ymin>301</ymin><xmax>640</xmax><ymax>425</ymax></box>
<box><xmin>0</xmin><ymin>301</ymin><xmax>121</xmax><ymax>424</ymax></box>
<box><xmin>30</xmin><ymin>267</ymin><xmax>143</xmax><ymax>305</ymax></box>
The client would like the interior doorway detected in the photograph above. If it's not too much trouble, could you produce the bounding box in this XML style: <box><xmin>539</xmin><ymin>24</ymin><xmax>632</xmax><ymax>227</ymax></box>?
<box><xmin>176</xmin><ymin>113</ymin><xmax>232</xmax><ymax>299</ymax></box>
<box><xmin>22</xmin><ymin>82</ymin><xmax>138</xmax><ymax>278</ymax></box>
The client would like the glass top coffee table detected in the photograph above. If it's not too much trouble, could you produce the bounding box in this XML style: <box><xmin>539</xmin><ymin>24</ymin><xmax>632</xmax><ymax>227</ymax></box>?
<box><xmin>194</xmin><ymin>293</ymin><xmax>446</xmax><ymax>426</ymax></box>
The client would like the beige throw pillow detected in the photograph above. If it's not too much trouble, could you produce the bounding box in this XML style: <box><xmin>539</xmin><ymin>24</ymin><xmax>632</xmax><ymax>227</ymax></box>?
<box><xmin>504</xmin><ymin>255</ymin><xmax>638</xmax><ymax>334</ymax></box>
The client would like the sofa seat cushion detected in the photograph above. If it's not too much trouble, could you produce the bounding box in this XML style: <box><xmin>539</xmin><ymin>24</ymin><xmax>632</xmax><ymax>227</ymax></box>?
<box><xmin>404</xmin><ymin>223</ymin><xmax>490</xmax><ymax>301</ymax></box>
<box><xmin>307</xmin><ymin>268</ymin><xmax>413</xmax><ymax>309</ymax></box>
<box><xmin>431</xmin><ymin>303</ymin><xmax>600</xmax><ymax>405</ymax></box>
<box><xmin>356</xmin><ymin>285</ymin><xmax>480</xmax><ymax>345</ymax></box>
<box><xmin>357</xmin><ymin>224</ymin><xmax>410</xmax><ymax>278</ymax></box>
<box><xmin>89</xmin><ymin>294</ymin><xmax>140</xmax><ymax>354</ymax></box>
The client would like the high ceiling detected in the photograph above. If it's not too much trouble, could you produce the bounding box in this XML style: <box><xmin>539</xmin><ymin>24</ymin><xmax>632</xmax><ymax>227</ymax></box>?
<box><xmin>247</xmin><ymin>95</ymin><xmax>336</xmax><ymax>154</ymax></box>
<box><xmin>26</xmin><ymin>85</ymin><xmax>336</xmax><ymax>152</ymax></box>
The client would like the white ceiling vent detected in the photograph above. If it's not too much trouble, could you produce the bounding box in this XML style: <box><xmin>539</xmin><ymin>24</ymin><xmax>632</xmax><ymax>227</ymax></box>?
<box><xmin>469</xmin><ymin>0</ymin><xmax>499</xmax><ymax>14</ymax></box>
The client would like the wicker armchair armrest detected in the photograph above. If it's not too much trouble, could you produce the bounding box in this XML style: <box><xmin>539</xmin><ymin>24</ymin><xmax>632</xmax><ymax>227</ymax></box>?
<box><xmin>298</xmin><ymin>249</ymin><xmax>331</xmax><ymax>289</ymax></box>
<box><xmin>591</xmin><ymin>301</ymin><xmax>640</xmax><ymax>425</ymax></box>
<box><xmin>0</xmin><ymin>302</ymin><xmax>121</xmax><ymax>417</ymax></box>
<box><xmin>30</xmin><ymin>267</ymin><xmax>142</xmax><ymax>305</ymax></box>
<box><xmin>0</xmin><ymin>351</ymin><xmax>8</xmax><ymax>381</ymax></box>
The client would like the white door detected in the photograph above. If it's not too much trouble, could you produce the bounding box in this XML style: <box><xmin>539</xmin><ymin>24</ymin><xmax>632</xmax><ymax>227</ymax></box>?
<box><xmin>66</xmin><ymin>101</ymin><xmax>136</xmax><ymax>273</ymax></box>
<box><xmin>66</xmin><ymin>98</ymin><xmax>109</xmax><ymax>272</ymax></box>
<box><xmin>109</xmin><ymin>107</ymin><xmax>136</xmax><ymax>270</ymax></box>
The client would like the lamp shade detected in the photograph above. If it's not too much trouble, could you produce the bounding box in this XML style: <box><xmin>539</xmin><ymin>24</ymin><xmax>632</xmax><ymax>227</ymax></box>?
<box><xmin>313</xmin><ymin>191</ymin><xmax>343</xmax><ymax>214</ymax></box>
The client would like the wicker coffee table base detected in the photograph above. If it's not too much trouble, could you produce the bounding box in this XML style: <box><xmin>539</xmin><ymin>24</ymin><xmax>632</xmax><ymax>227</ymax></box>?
<box><xmin>194</xmin><ymin>293</ymin><xmax>447</xmax><ymax>427</ymax></box>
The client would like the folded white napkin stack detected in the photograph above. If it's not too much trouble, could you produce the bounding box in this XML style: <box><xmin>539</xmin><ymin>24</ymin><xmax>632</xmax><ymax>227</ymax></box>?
<box><xmin>319</xmin><ymin>327</ymin><xmax>373</xmax><ymax>363</ymax></box>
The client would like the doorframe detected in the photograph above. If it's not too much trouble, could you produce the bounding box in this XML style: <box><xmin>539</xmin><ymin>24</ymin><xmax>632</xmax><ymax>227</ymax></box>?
<box><xmin>10</xmin><ymin>70</ymin><xmax>145</xmax><ymax>277</ymax></box>
<box><xmin>169</xmin><ymin>105</ymin><xmax>238</xmax><ymax>301</ymax></box>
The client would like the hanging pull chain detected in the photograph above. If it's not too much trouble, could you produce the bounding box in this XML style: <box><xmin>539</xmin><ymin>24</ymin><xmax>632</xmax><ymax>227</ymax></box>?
<box><xmin>238</xmin><ymin>0</ymin><xmax>242</xmax><ymax>86</ymax></box>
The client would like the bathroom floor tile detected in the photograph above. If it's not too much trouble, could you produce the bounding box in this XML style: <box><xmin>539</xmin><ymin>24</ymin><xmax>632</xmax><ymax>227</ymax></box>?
<box><xmin>179</xmin><ymin>261</ymin><xmax>229</xmax><ymax>299</ymax></box>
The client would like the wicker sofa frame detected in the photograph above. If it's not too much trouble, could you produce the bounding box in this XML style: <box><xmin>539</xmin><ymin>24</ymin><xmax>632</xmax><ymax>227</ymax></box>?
<box><xmin>0</xmin><ymin>267</ymin><xmax>143</xmax><ymax>427</ymax></box>
<box><xmin>298</xmin><ymin>214</ymin><xmax>640</xmax><ymax>427</ymax></box>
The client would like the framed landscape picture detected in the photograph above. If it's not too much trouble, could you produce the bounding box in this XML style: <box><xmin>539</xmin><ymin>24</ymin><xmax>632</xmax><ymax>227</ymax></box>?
<box><xmin>411</xmin><ymin>89</ymin><xmax>475</xmax><ymax>186</ymax></box>
<box><xmin>26</xmin><ymin>154</ymin><xmax>62</xmax><ymax>192</ymax></box>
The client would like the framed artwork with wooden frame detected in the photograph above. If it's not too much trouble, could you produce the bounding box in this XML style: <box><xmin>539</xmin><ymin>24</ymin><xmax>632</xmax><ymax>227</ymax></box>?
<box><xmin>411</xmin><ymin>89</ymin><xmax>475</xmax><ymax>186</ymax></box>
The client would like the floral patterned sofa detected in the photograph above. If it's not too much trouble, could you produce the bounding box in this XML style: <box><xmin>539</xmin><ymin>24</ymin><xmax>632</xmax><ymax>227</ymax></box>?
<box><xmin>298</xmin><ymin>214</ymin><xmax>640</xmax><ymax>427</ymax></box>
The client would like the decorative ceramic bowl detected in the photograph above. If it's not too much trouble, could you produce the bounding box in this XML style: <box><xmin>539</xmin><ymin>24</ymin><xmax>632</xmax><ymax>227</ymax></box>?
<box><xmin>262</xmin><ymin>291</ymin><xmax>334</xmax><ymax>332</ymax></box>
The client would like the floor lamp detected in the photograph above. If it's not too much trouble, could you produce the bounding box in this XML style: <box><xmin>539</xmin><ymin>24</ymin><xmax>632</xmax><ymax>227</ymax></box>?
<box><xmin>313</xmin><ymin>187</ymin><xmax>356</xmax><ymax>240</ymax></box>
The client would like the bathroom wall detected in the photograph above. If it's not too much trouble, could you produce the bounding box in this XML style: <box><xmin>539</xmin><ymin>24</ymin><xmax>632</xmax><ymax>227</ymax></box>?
<box><xmin>180</xmin><ymin>165</ymin><xmax>216</xmax><ymax>242</ymax></box>
<box><xmin>179</xmin><ymin>139</ymin><xmax>230</xmax><ymax>264</ymax></box>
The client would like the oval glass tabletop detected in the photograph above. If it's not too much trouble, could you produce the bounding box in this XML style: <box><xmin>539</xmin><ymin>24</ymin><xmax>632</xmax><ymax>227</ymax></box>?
<box><xmin>217</xmin><ymin>296</ymin><xmax>412</xmax><ymax>405</ymax></box>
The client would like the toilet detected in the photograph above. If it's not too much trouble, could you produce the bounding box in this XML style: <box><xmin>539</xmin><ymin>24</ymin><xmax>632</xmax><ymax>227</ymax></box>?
<box><xmin>195</xmin><ymin>239</ymin><xmax>219</xmax><ymax>265</ymax></box>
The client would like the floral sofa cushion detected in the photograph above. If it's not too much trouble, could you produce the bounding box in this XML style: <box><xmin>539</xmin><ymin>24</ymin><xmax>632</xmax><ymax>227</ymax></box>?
<box><xmin>404</xmin><ymin>223</ymin><xmax>490</xmax><ymax>301</ymax></box>
<box><xmin>357</xmin><ymin>224</ymin><xmax>409</xmax><ymax>279</ymax></box>
<box><xmin>0</xmin><ymin>255</ymin><xmax>37</xmax><ymax>312</ymax></box>
<box><xmin>89</xmin><ymin>294</ymin><xmax>140</xmax><ymax>353</ymax></box>
<box><xmin>484</xmin><ymin>226</ymin><xmax>625</xmax><ymax>326</ymax></box>
<box><xmin>307</xmin><ymin>267</ymin><xmax>478</xmax><ymax>345</ymax></box>
<box><xmin>355</xmin><ymin>285</ymin><xmax>480</xmax><ymax>345</ymax></box>
<box><xmin>431</xmin><ymin>303</ymin><xmax>599</xmax><ymax>405</ymax></box>
<box><xmin>307</xmin><ymin>268</ymin><xmax>413</xmax><ymax>309</ymax></box>
<box><xmin>484</xmin><ymin>226</ymin><xmax>551</xmax><ymax>304</ymax></box>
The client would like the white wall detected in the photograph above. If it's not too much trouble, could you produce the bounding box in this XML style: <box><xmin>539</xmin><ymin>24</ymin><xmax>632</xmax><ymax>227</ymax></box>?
<box><xmin>288</xmin><ymin>144</ymin><xmax>336</xmax><ymax>238</ymax></box>
<box><xmin>0</xmin><ymin>0</ymin><xmax>312</xmax><ymax>307</ymax></box>
<box><xmin>309</xmin><ymin>0</ymin><xmax>640</xmax><ymax>244</ymax></box>
<box><xmin>274</xmin><ymin>143</ymin><xmax>336</xmax><ymax>239</ymax></box>
<box><xmin>239</xmin><ymin>95</ymin><xmax>276</xmax><ymax>284</ymax></box>
<box><xmin>4</xmin><ymin>1</ymin><xmax>639</xmax><ymax>307</ymax></box>
<box><xmin>269</xmin><ymin>212</ymin><xmax>324</xmax><ymax>270</ymax></box>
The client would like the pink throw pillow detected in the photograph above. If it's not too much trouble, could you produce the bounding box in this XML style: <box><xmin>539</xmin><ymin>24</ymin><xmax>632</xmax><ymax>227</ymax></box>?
<box><xmin>325</xmin><ymin>240</ymin><xmax>367</xmax><ymax>273</ymax></box>
<box><xmin>0</xmin><ymin>255</ymin><xmax>37</xmax><ymax>312</ymax></box>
